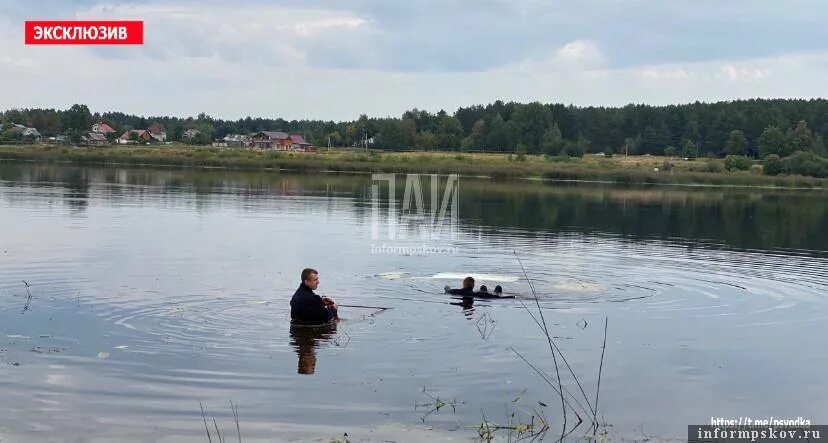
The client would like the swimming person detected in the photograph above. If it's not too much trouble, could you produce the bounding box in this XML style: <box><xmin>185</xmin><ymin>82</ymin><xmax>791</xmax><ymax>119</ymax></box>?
<box><xmin>290</xmin><ymin>268</ymin><xmax>339</xmax><ymax>325</ymax></box>
<box><xmin>444</xmin><ymin>276</ymin><xmax>476</xmax><ymax>296</ymax></box>
<box><xmin>445</xmin><ymin>278</ymin><xmax>513</xmax><ymax>299</ymax></box>
<box><xmin>444</xmin><ymin>276</ymin><xmax>476</xmax><ymax>309</ymax></box>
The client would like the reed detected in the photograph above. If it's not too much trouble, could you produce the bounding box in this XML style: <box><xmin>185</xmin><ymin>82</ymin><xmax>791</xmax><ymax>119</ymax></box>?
<box><xmin>3</xmin><ymin>145</ymin><xmax>826</xmax><ymax>188</ymax></box>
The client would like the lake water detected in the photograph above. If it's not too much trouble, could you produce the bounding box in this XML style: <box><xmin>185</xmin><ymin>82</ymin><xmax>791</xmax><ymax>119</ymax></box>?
<box><xmin>1</xmin><ymin>162</ymin><xmax>827</xmax><ymax>442</ymax></box>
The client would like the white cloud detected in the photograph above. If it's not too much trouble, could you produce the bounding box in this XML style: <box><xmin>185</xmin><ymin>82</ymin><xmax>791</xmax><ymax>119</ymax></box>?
<box><xmin>717</xmin><ymin>65</ymin><xmax>768</xmax><ymax>81</ymax></box>
<box><xmin>74</xmin><ymin>3</ymin><xmax>372</xmax><ymax>66</ymax></box>
<box><xmin>291</xmin><ymin>17</ymin><xmax>369</xmax><ymax>36</ymax></box>
<box><xmin>1</xmin><ymin>56</ymin><xmax>34</xmax><ymax>68</ymax></box>
<box><xmin>554</xmin><ymin>40</ymin><xmax>606</xmax><ymax>68</ymax></box>
<box><xmin>2</xmin><ymin>3</ymin><xmax>828</xmax><ymax>121</ymax></box>
<box><xmin>636</xmin><ymin>68</ymin><xmax>694</xmax><ymax>81</ymax></box>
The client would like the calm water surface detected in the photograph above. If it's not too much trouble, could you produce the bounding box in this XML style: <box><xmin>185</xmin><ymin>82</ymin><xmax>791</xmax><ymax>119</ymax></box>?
<box><xmin>0</xmin><ymin>163</ymin><xmax>827</xmax><ymax>442</ymax></box>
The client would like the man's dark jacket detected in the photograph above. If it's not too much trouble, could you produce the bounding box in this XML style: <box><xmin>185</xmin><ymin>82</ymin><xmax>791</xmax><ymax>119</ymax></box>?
<box><xmin>290</xmin><ymin>283</ymin><xmax>333</xmax><ymax>325</ymax></box>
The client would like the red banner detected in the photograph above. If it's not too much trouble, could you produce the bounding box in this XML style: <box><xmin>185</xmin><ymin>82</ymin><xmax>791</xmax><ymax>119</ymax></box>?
<box><xmin>25</xmin><ymin>20</ymin><xmax>143</xmax><ymax>45</ymax></box>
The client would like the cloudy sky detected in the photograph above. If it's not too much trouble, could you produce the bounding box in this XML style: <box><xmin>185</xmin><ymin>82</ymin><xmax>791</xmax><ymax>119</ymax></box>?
<box><xmin>2</xmin><ymin>0</ymin><xmax>828</xmax><ymax>121</ymax></box>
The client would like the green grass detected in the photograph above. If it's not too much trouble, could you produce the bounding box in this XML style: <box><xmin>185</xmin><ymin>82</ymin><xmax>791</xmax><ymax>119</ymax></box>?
<box><xmin>1</xmin><ymin>144</ymin><xmax>826</xmax><ymax>189</ymax></box>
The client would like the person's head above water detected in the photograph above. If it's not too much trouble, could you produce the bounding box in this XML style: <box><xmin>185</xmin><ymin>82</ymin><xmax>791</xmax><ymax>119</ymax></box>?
<box><xmin>301</xmin><ymin>268</ymin><xmax>319</xmax><ymax>290</ymax></box>
<box><xmin>494</xmin><ymin>285</ymin><xmax>502</xmax><ymax>294</ymax></box>
<box><xmin>463</xmin><ymin>276</ymin><xmax>475</xmax><ymax>289</ymax></box>
<box><xmin>479</xmin><ymin>285</ymin><xmax>488</xmax><ymax>293</ymax></box>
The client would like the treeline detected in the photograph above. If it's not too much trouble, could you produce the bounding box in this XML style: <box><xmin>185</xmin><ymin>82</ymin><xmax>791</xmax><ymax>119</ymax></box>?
<box><xmin>376</xmin><ymin>100</ymin><xmax>828</xmax><ymax>160</ymax></box>
<box><xmin>3</xmin><ymin>99</ymin><xmax>828</xmax><ymax>161</ymax></box>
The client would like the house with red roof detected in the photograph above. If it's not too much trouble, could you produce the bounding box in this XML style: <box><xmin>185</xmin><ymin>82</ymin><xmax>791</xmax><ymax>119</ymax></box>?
<box><xmin>115</xmin><ymin>122</ymin><xmax>167</xmax><ymax>144</ymax></box>
<box><xmin>289</xmin><ymin>134</ymin><xmax>315</xmax><ymax>151</ymax></box>
<box><xmin>251</xmin><ymin>131</ymin><xmax>292</xmax><ymax>150</ymax></box>
<box><xmin>147</xmin><ymin>123</ymin><xmax>167</xmax><ymax>142</ymax></box>
<box><xmin>116</xmin><ymin>129</ymin><xmax>152</xmax><ymax>144</ymax></box>
<box><xmin>91</xmin><ymin>122</ymin><xmax>116</xmax><ymax>135</ymax></box>
<box><xmin>250</xmin><ymin>131</ymin><xmax>315</xmax><ymax>151</ymax></box>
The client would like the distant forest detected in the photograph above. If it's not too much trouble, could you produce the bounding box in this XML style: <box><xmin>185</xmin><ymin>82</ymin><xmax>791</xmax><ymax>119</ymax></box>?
<box><xmin>3</xmin><ymin>99</ymin><xmax>828</xmax><ymax>160</ymax></box>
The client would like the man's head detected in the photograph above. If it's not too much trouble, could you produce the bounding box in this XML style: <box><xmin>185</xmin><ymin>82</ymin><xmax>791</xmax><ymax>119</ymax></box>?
<box><xmin>462</xmin><ymin>276</ymin><xmax>475</xmax><ymax>289</ymax></box>
<box><xmin>302</xmin><ymin>268</ymin><xmax>319</xmax><ymax>290</ymax></box>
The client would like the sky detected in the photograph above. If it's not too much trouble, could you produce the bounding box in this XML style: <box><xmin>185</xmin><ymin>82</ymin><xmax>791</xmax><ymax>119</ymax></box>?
<box><xmin>1</xmin><ymin>0</ymin><xmax>828</xmax><ymax>121</ymax></box>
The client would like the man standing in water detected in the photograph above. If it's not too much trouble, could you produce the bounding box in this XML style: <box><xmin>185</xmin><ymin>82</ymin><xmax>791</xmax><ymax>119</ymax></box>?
<box><xmin>290</xmin><ymin>268</ymin><xmax>339</xmax><ymax>324</ymax></box>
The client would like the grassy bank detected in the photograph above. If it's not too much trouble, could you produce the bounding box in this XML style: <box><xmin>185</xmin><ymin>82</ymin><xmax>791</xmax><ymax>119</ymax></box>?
<box><xmin>1</xmin><ymin>144</ymin><xmax>827</xmax><ymax>188</ymax></box>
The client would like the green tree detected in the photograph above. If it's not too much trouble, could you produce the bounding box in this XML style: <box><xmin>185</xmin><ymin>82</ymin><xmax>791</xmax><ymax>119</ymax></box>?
<box><xmin>786</xmin><ymin>120</ymin><xmax>814</xmax><ymax>154</ymax></box>
<box><xmin>540</xmin><ymin>123</ymin><xmax>564</xmax><ymax>155</ymax></box>
<box><xmin>622</xmin><ymin>137</ymin><xmax>639</xmax><ymax>156</ymax></box>
<box><xmin>62</xmin><ymin>104</ymin><xmax>92</xmax><ymax>133</ymax></box>
<box><xmin>784</xmin><ymin>151</ymin><xmax>828</xmax><ymax>177</ymax></box>
<box><xmin>454</xmin><ymin>105</ymin><xmax>486</xmax><ymax>134</ymax></box>
<box><xmin>2</xmin><ymin>109</ymin><xmax>28</xmax><ymax>126</ymax></box>
<box><xmin>403</xmin><ymin>108</ymin><xmax>437</xmax><ymax>134</ymax></box>
<box><xmin>563</xmin><ymin>136</ymin><xmax>588</xmax><ymax>157</ymax></box>
<box><xmin>467</xmin><ymin>119</ymin><xmax>487</xmax><ymax>150</ymax></box>
<box><xmin>435</xmin><ymin>116</ymin><xmax>464</xmax><ymax>150</ymax></box>
<box><xmin>682</xmin><ymin>120</ymin><xmax>701</xmax><ymax>146</ymax></box>
<box><xmin>30</xmin><ymin>109</ymin><xmax>63</xmax><ymax>136</ymax></box>
<box><xmin>377</xmin><ymin>118</ymin><xmax>416</xmax><ymax>150</ymax></box>
<box><xmin>326</xmin><ymin>131</ymin><xmax>342</xmax><ymax>147</ymax></box>
<box><xmin>725</xmin><ymin>130</ymin><xmax>748</xmax><ymax>156</ymax></box>
<box><xmin>400</xmin><ymin>118</ymin><xmax>417</xmax><ymax>149</ymax></box>
<box><xmin>814</xmin><ymin>134</ymin><xmax>826</xmax><ymax>156</ymax></box>
<box><xmin>416</xmin><ymin>131</ymin><xmax>437</xmax><ymax>150</ymax></box>
<box><xmin>758</xmin><ymin>126</ymin><xmax>788</xmax><ymax>158</ymax></box>
<box><xmin>763</xmin><ymin>154</ymin><xmax>784</xmax><ymax>176</ymax></box>
<box><xmin>682</xmin><ymin>139</ymin><xmax>699</xmax><ymax>159</ymax></box>
<box><xmin>486</xmin><ymin>114</ymin><xmax>509</xmax><ymax>151</ymax></box>
<box><xmin>503</xmin><ymin>120</ymin><xmax>520</xmax><ymax>151</ymax></box>
<box><xmin>460</xmin><ymin>136</ymin><xmax>474</xmax><ymax>151</ymax></box>
<box><xmin>511</xmin><ymin>102</ymin><xmax>553</xmax><ymax>152</ymax></box>
<box><xmin>352</xmin><ymin>114</ymin><xmax>372</xmax><ymax>147</ymax></box>
<box><xmin>724</xmin><ymin>155</ymin><xmax>752</xmax><ymax>171</ymax></box>
<box><xmin>641</xmin><ymin>122</ymin><xmax>672</xmax><ymax>154</ymax></box>
<box><xmin>515</xmin><ymin>143</ymin><xmax>528</xmax><ymax>161</ymax></box>
<box><xmin>706</xmin><ymin>110</ymin><xmax>746</xmax><ymax>156</ymax></box>
<box><xmin>345</xmin><ymin>124</ymin><xmax>359</xmax><ymax>146</ymax></box>
<box><xmin>0</xmin><ymin>128</ymin><xmax>19</xmax><ymax>142</ymax></box>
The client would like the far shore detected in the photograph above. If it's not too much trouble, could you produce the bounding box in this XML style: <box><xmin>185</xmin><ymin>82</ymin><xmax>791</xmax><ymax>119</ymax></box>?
<box><xmin>1</xmin><ymin>144</ymin><xmax>826</xmax><ymax>189</ymax></box>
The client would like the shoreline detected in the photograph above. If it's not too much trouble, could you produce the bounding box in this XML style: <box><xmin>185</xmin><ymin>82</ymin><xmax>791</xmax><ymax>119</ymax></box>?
<box><xmin>1</xmin><ymin>144</ymin><xmax>827</xmax><ymax>190</ymax></box>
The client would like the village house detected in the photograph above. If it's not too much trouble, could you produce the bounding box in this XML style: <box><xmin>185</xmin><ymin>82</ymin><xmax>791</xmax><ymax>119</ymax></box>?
<box><xmin>7</xmin><ymin>123</ymin><xmax>42</xmax><ymax>141</ymax></box>
<box><xmin>148</xmin><ymin>123</ymin><xmax>167</xmax><ymax>142</ymax></box>
<box><xmin>91</xmin><ymin>122</ymin><xmax>117</xmax><ymax>136</ymax></box>
<box><xmin>182</xmin><ymin>128</ymin><xmax>201</xmax><ymax>140</ymax></box>
<box><xmin>251</xmin><ymin>131</ymin><xmax>293</xmax><ymax>150</ymax></box>
<box><xmin>81</xmin><ymin>132</ymin><xmax>108</xmax><ymax>146</ymax></box>
<box><xmin>213</xmin><ymin>134</ymin><xmax>251</xmax><ymax>148</ymax></box>
<box><xmin>45</xmin><ymin>135</ymin><xmax>70</xmax><ymax>145</ymax></box>
<box><xmin>289</xmin><ymin>134</ymin><xmax>314</xmax><ymax>151</ymax></box>
<box><xmin>117</xmin><ymin>129</ymin><xmax>152</xmax><ymax>144</ymax></box>
<box><xmin>250</xmin><ymin>131</ymin><xmax>315</xmax><ymax>151</ymax></box>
